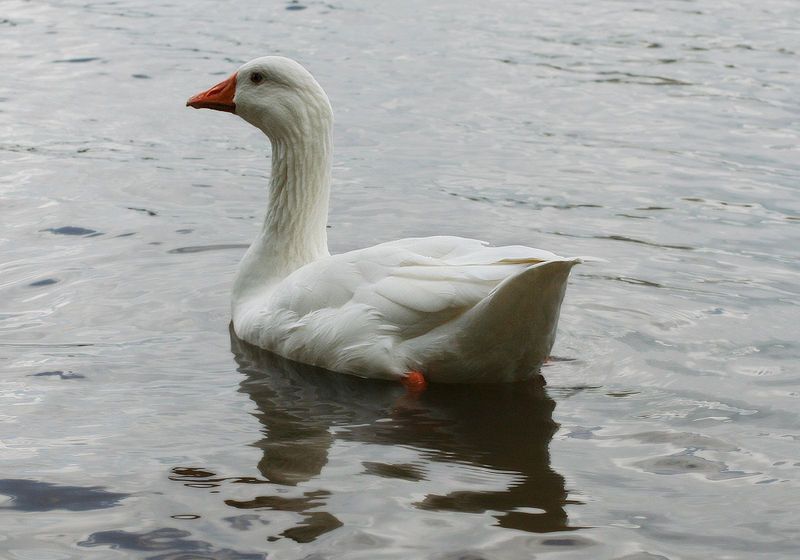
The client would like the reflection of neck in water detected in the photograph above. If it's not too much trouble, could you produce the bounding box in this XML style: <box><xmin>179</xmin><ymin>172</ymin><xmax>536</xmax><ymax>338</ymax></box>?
<box><xmin>231</xmin><ymin>328</ymin><xmax>572</xmax><ymax>536</ymax></box>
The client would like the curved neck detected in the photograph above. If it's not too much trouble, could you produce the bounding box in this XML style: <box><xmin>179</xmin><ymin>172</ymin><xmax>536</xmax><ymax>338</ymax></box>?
<box><xmin>234</xmin><ymin>120</ymin><xmax>332</xmax><ymax>303</ymax></box>
<box><xmin>263</xmin><ymin>129</ymin><xmax>332</xmax><ymax>265</ymax></box>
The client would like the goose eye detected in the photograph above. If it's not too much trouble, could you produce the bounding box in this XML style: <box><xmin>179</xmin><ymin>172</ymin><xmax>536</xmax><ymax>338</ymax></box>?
<box><xmin>250</xmin><ymin>72</ymin><xmax>264</xmax><ymax>84</ymax></box>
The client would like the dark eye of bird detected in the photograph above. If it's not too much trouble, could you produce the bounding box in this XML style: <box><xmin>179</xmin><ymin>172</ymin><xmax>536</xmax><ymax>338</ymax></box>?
<box><xmin>250</xmin><ymin>72</ymin><xmax>264</xmax><ymax>84</ymax></box>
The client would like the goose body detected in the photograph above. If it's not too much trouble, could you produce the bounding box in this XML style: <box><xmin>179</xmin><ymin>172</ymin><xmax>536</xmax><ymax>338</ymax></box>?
<box><xmin>188</xmin><ymin>56</ymin><xmax>580</xmax><ymax>384</ymax></box>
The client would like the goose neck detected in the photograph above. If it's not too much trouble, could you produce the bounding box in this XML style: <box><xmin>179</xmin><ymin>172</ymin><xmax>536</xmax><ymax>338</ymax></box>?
<box><xmin>263</xmin><ymin>129</ymin><xmax>331</xmax><ymax>262</ymax></box>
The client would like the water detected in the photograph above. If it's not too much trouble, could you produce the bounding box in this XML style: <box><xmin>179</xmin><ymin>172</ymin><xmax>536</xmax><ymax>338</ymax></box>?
<box><xmin>1</xmin><ymin>0</ymin><xmax>799</xmax><ymax>558</ymax></box>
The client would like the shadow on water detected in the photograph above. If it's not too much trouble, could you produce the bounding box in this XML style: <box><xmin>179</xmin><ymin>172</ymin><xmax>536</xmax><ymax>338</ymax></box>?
<box><xmin>217</xmin><ymin>328</ymin><xmax>575</xmax><ymax>539</ymax></box>
<box><xmin>0</xmin><ymin>479</ymin><xmax>127</xmax><ymax>512</ymax></box>
<box><xmin>79</xmin><ymin>528</ymin><xmax>266</xmax><ymax>560</ymax></box>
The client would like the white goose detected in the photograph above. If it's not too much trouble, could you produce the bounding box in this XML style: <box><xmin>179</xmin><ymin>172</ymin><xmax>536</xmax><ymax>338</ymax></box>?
<box><xmin>187</xmin><ymin>56</ymin><xmax>580</xmax><ymax>388</ymax></box>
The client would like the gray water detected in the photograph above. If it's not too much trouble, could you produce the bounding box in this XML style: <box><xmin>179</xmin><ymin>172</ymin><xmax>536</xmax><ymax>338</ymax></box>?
<box><xmin>2</xmin><ymin>0</ymin><xmax>799</xmax><ymax>558</ymax></box>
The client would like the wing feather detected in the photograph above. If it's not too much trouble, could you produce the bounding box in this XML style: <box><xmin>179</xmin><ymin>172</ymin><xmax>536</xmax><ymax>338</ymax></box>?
<box><xmin>271</xmin><ymin>236</ymin><xmax>565</xmax><ymax>341</ymax></box>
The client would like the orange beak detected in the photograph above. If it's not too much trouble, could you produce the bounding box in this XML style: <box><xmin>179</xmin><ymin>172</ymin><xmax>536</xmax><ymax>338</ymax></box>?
<box><xmin>186</xmin><ymin>73</ymin><xmax>237</xmax><ymax>113</ymax></box>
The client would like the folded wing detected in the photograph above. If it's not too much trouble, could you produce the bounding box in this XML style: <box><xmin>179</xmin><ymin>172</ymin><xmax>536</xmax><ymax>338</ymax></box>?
<box><xmin>271</xmin><ymin>235</ymin><xmax>562</xmax><ymax>342</ymax></box>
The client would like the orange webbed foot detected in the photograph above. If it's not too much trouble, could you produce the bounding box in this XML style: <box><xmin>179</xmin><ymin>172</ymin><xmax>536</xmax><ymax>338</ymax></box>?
<box><xmin>401</xmin><ymin>370</ymin><xmax>427</xmax><ymax>393</ymax></box>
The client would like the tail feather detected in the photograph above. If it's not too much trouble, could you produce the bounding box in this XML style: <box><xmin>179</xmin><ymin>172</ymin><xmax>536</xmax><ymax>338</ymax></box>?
<box><xmin>405</xmin><ymin>258</ymin><xmax>579</xmax><ymax>383</ymax></box>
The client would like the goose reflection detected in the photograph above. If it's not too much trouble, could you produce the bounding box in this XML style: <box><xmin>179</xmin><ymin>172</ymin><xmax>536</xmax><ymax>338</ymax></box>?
<box><xmin>230</xmin><ymin>329</ymin><xmax>572</xmax><ymax>537</ymax></box>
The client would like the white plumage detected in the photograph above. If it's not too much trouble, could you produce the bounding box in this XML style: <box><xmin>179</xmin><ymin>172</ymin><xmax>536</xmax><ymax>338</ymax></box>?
<box><xmin>188</xmin><ymin>56</ymin><xmax>580</xmax><ymax>384</ymax></box>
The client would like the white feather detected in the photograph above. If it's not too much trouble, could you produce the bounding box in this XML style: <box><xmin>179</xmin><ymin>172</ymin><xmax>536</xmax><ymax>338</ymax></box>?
<box><xmin>188</xmin><ymin>57</ymin><xmax>583</xmax><ymax>383</ymax></box>
<box><xmin>234</xmin><ymin>236</ymin><xmax>580</xmax><ymax>382</ymax></box>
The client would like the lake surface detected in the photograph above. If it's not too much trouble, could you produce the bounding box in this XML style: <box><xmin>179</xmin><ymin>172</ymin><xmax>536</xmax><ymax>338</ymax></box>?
<box><xmin>1</xmin><ymin>0</ymin><xmax>799</xmax><ymax>558</ymax></box>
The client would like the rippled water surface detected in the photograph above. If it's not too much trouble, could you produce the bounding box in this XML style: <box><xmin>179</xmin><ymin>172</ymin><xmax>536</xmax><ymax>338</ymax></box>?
<box><xmin>2</xmin><ymin>0</ymin><xmax>799</xmax><ymax>558</ymax></box>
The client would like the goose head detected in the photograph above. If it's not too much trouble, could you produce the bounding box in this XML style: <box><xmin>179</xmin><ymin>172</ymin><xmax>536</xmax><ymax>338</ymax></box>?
<box><xmin>187</xmin><ymin>56</ymin><xmax>333</xmax><ymax>141</ymax></box>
